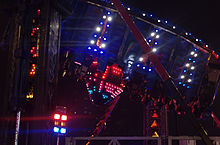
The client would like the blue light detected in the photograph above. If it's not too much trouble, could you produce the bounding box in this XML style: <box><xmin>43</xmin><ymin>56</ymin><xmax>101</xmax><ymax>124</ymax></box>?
<box><xmin>102</xmin><ymin>94</ymin><xmax>108</xmax><ymax>99</ymax></box>
<box><xmin>137</xmin><ymin>64</ymin><xmax>140</xmax><ymax>67</ymax></box>
<box><xmin>60</xmin><ymin>128</ymin><xmax>66</xmax><ymax>134</ymax></box>
<box><xmin>93</xmin><ymin>89</ymin><xmax>96</xmax><ymax>91</ymax></box>
<box><xmin>183</xmin><ymin>84</ymin><xmax>186</xmax><ymax>87</ymax></box>
<box><xmin>194</xmin><ymin>48</ymin><xmax>197</xmax><ymax>51</ymax></box>
<box><xmin>53</xmin><ymin>127</ymin><xmax>59</xmax><ymax>133</ymax></box>
<box><xmin>184</xmin><ymin>70</ymin><xmax>187</xmax><ymax>73</ymax></box>
<box><xmin>199</xmin><ymin>39</ymin><xmax>202</xmax><ymax>42</ymax></box>
<box><xmin>165</xmin><ymin>20</ymin><xmax>168</xmax><ymax>23</ymax></box>
<box><xmin>103</xmin><ymin>37</ymin><xmax>107</xmax><ymax>41</ymax></box>
<box><xmin>100</xmin><ymin>22</ymin><xmax>103</xmax><ymax>25</ymax></box>
<box><xmin>88</xmin><ymin>46</ymin><xmax>92</xmax><ymax>50</ymax></box>
<box><xmin>193</xmin><ymin>61</ymin><xmax>196</xmax><ymax>63</ymax></box>
<box><xmin>93</xmin><ymin>34</ymin><xmax>97</xmax><ymax>38</ymax></box>
<box><xmin>179</xmin><ymin>82</ymin><xmax>182</xmax><ymax>85</ymax></box>
<box><xmin>107</xmin><ymin>12</ymin><xmax>111</xmax><ymax>15</ymax></box>
<box><xmin>150</xmin><ymin>14</ymin><xmax>153</xmax><ymax>17</ymax></box>
<box><xmin>189</xmin><ymin>58</ymin><xmax>191</xmax><ymax>61</ymax></box>
<box><xmin>94</xmin><ymin>49</ymin><xmax>97</xmax><ymax>52</ymax></box>
<box><xmin>88</xmin><ymin>90</ymin><xmax>93</xmax><ymax>94</ymax></box>
<box><xmin>148</xmin><ymin>39</ymin><xmax>152</xmax><ymax>43</ymax></box>
<box><xmin>190</xmin><ymin>73</ymin><xmax>193</xmax><ymax>76</ymax></box>
<box><xmin>187</xmin><ymin>86</ymin><xmax>190</xmax><ymax>88</ymax></box>
<box><xmin>100</xmin><ymin>51</ymin><xmax>104</xmax><ymax>54</ymax></box>
<box><xmin>148</xmin><ymin>68</ymin><xmax>152</xmax><ymax>72</ymax></box>
<box><xmin>107</xmin><ymin>24</ymin><xmax>110</xmax><ymax>27</ymax></box>
<box><xmin>155</xmin><ymin>29</ymin><xmax>159</xmax><ymax>32</ymax></box>
<box><xmin>142</xmin><ymin>66</ymin><xmax>146</xmax><ymax>70</ymax></box>
<box><xmin>189</xmin><ymin>33</ymin><xmax>192</xmax><ymax>36</ymax></box>
<box><xmin>93</xmin><ymin>86</ymin><xmax>96</xmax><ymax>88</ymax></box>
<box><xmin>98</xmin><ymin>90</ymin><xmax>101</xmax><ymax>93</ymax></box>
<box><xmin>154</xmin><ymin>42</ymin><xmax>158</xmax><ymax>45</ymax></box>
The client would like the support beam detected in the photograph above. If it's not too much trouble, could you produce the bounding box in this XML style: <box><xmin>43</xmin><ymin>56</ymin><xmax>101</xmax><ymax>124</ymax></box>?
<box><xmin>111</xmin><ymin>0</ymin><xmax>212</xmax><ymax>145</ymax></box>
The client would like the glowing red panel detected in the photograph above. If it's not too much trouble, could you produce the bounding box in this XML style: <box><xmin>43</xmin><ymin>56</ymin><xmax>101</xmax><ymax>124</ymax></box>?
<box><xmin>61</xmin><ymin>115</ymin><xmax>67</xmax><ymax>121</ymax></box>
<box><xmin>54</xmin><ymin>114</ymin><xmax>60</xmax><ymax>120</ymax></box>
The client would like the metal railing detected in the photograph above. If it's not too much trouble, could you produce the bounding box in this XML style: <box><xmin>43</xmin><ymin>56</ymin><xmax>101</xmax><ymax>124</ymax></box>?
<box><xmin>65</xmin><ymin>136</ymin><xmax>220</xmax><ymax>145</ymax></box>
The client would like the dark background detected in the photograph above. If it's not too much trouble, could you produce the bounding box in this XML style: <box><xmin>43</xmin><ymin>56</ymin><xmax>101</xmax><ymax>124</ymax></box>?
<box><xmin>125</xmin><ymin>0</ymin><xmax>220</xmax><ymax>54</ymax></box>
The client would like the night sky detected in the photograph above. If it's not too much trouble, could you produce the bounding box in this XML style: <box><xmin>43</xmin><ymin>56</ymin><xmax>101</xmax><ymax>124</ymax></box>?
<box><xmin>125</xmin><ymin>0</ymin><xmax>220</xmax><ymax>53</ymax></box>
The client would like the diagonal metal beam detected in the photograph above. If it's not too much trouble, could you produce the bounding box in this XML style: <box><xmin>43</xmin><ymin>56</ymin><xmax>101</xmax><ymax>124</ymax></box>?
<box><xmin>111</xmin><ymin>0</ymin><xmax>212</xmax><ymax>145</ymax></box>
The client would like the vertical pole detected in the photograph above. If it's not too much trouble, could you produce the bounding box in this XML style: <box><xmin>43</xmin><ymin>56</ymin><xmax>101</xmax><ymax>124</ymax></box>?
<box><xmin>14</xmin><ymin>110</ymin><xmax>21</xmax><ymax>145</ymax></box>
<box><xmin>57</xmin><ymin>135</ymin><xmax>60</xmax><ymax>145</ymax></box>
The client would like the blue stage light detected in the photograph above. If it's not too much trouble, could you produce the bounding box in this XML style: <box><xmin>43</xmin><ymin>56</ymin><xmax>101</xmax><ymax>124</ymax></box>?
<box><xmin>183</xmin><ymin>84</ymin><xmax>186</xmax><ymax>87</ymax></box>
<box><xmin>187</xmin><ymin>86</ymin><xmax>190</xmax><ymax>88</ymax></box>
<box><xmin>53</xmin><ymin>127</ymin><xmax>59</xmax><ymax>133</ymax></box>
<box><xmin>148</xmin><ymin>68</ymin><xmax>152</xmax><ymax>72</ymax></box>
<box><xmin>88</xmin><ymin>47</ymin><xmax>92</xmax><ymax>50</ymax></box>
<box><xmin>184</xmin><ymin>70</ymin><xmax>187</xmax><ymax>73</ymax></box>
<box><xmin>107</xmin><ymin>12</ymin><xmax>111</xmax><ymax>15</ymax></box>
<box><xmin>189</xmin><ymin>58</ymin><xmax>191</xmax><ymax>61</ymax></box>
<box><xmin>193</xmin><ymin>61</ymin><xmax>196</xmax><ymax>63</ymax></box>
<box><xmin>165</xmin><ymin>20</ymin><xmax>168</xmax><ymax>23</ymax></box>
<box><xmin>148</xmin><ymin>39</ymin><xmax>152</xmax><ymax>43</ymax></box>
<box><xmin>142</xmin><ymin>66</ymin><xmax>146</xmax><ymax>70</ymax></box>
<box><xmin>154</xmin><ymin>41</ymin><xmax>158</xmax><ymax>45</ymax></box>
<box><xmin>94</xmin><ymin>49</ymin><xmax>97</xmax><ymax>52</ymax></box>
<box><xmin>100</xmin><ymin>51</ymin><xmax>104</xmax><ymax>54</ymax></box>
<box><xmin>100</xmin><ymin>22</ymin><xmax>103</xmax><ymax>25</ymax></box>
<box><xmin>107</xmin><ymin>24</ymin><xmax>110</xmax><ymax>27</ymax></box>
<box><xmin>60</xmin><ymin>128</ymin><xmax>66</xmax><ymax>134</ymax></box>
<box><xmin>179</xmin><ymin>82</ymin><xmax>182</xmax><ymax>84</ymax></box>
<box><xmin>93</xmin><ymin>34</ymin><xmax>97</xmax><ymax>38</ymax></box>
<box><xmin>103</xmin><ymin>37</ymin><xmax>107</xmax><ymax>41</ymax></box>
<box><xmin>190</xmin><ymin>73</ymin><xmax>193</xmax><ymax>76</ymax></box>
<box><xmin>137</xmin><ymin>64</ymin><xmax>140</xmax><ymax>67</ymax></box>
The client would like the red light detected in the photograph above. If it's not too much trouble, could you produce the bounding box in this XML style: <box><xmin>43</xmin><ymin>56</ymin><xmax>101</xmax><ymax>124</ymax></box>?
<box><xmin>94</xmin><ymin>73</ymin><xmax>98</xmax><ymax>77</ymax></box>
<box><xmin>61</xmin><ymin>115</ymin><xmax>67</xmax><ymax>121</ymax></box>
<box><xmin>31</xmin><ymin>33</ymin><xmax>33</xmax><ymax>36</ymax></box>
<box><xmin>37</xmin><ymin>9</ymin><xmax>40</xmax><ymax>15</ymax></box>
<box><xmin>33</xmin><ymin>54</ymin><xmax>37</xmax><ymax>57</ymax></box>
<box><xmin>54</xmin><ymin>114</ymin><xmax>60</xmax><ymax>120</ymax></box>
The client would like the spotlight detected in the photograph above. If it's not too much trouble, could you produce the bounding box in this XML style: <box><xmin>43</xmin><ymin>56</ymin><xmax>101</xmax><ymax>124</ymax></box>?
<box><xmin>103</xmin><ymin>37</ymin><xmax>107</xmax><ymax>41</ymax></box>
<box><xmin>151</xmin><ymin>32</ymin><xmax>156</xmax><ymax>37</ymax></box>
<box><xmin>152</xmin><ymin>48</ymin><xmax>157</xmax><ymax>52</ymax></box>
<box><xmin>155</xmin><ymin>29</ymin><xmax>159</xmax><ymax>32</ymax></box>
<box><xmin>189</xmin><ymin>58</ymin><xmax>191</xmax><ymax>61</ymax></box>
<box><xmin>191</xmin><ymin>66</ymin><xmax>195</xmax><ymax>70</ymax></box>
<box><xmin>139</xmin><ymin>57</ymin><xmax>144</xmax><ymax>62</ymax></box>
<box><xmin>155</xmin><ymin>35</ymin><xmax>160</xmax><ymax>39</ymax></box>
<box><xmin>179</xmin><ymin>82</ymin><xmax>182</xmax><ymax>84</ymax></box>
<box><xmin>148</xmin><ymin>68</ymin><xmax>152</xmax><ymax>71</ymax></box>
<box><xmin>187</xmin><ymin>86</ymin><xmax>190</xmax><ymax>88</ymax></box>
<box><xmin>183</xmin><ymin>84</ymin><xmax>186</xmax><ymax>86</ymax></box>
<box><xmin>100</xmin><ymin>51</ymin><xmax>104</xmax><ymax>54</ymax></box>
<box><xmin>142</xmin><ymin>66</ymin><xmax>146</xmax><ymax>70</ymax></box>
<box><xmin>180</xmin><ymin>75</ymin><xmax>185</xmax><ymax>79</ymax></box>
<box><xmin>101</xmin><ymin>43</ymin><xmax>106</xmax><ymax>48</ymax></box>
<box><xmin>90</xmin><ymin>40</ymin><xmax>95</xmax><ymax>44</ymax></box>
<box><xmin>137</xmin><ymin>64</ymin><xmax>140</xmax><ymax>67</ymax></box>
<box><xmin>190</xmin><ymin>73</ymin><xmax>193</xmax><ymax>76</ymax></box>
<box><xmin>94</xmin><ymin>49</ymin><xmax>97</xmax><ymax>52</ymax></box>
<box><xmin>173</xmin><ymin>26</ymin><xmax>176</xmax><ymax>29</ymax></box>
<box><xmin>106</xmin><ymin>24</ymin><xmax>110</xmax><ymax>27</ymax></box>
<box><xmin>88</xmin><ymin>46</ymin><xmax>92</xmax><ymax>50</ymax></box>
<box><xmin>194</xmin><ymin>54</ymin><xmax>198</xmax><ymax>57</ymax></box>
<box><xmin>148</xmin><ymin>39</ymin><xmax>152</xmax><ymax>43</ymax></box>
<box><xmin>143</xmin><ymin>13</ymin><xmax>146</xmax><ymax>16</ymax></box>
<box><xmin>107</xmin><ymin>17</ymin><xmax>112</xmax><ymax>22</ymax></box>
<box><xmin>185</xmin><ymin>32</ymin><xmax>188</xmax><ymax>35</ymax></box>
<box><xmin>93</xmin><ymin>34</ymin><xmax>97</xmax><ymax>37</ymax></box>
<box><xmin>154</xmin><ymin>41</ymin><xmax>158</xmax><ymax>45</ymax></box>
<box><xmin>196</xmin><ymin>39</ymin><xmax>199</xmax><ymax>42</ymax></box>
<box><xmin>107</xmin><ymin>12</ymin><xmax>111</xmax><ymax>15</ymax></box>
<box><xmin>100</xmin><ymin>22</ymin><xmax>103</xmax><ymax>25</ymax></box>
<box><xmin>190</xmin><ymin>51</ymin><xmax>195</xmax><ymax>55</ymax></box>
<box><xmin>127</xmin><ymin>7</ymin><xmax>131</xmax><ymax>10</ymax></box>
<box><xmin>96</xmin><ymin>27</ymin><xmax>101</xmax><ymax>32</ymax></box>
<box><xmin>157</xmin><ymin>19</ymin><xmax>161</xmax><ymax>23</ymax></box>
<box><xmin>103</xmin><ymin>15</ymin><xmax>107</xmax><ymax>19</ymax></box>
<box><xmin>165</xmin><ymin>20</ymin><xmax>168</xmax><ymax>23</ymax></box>
<box><xmin>185</xmin><ymin>63</ymin><xmax>190</xmax><ymax>67</ymax></box>
<box><xmin>188</xmin><ymin>79</ymin><xmax>192</xmax><ymax>83</ymax></box>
